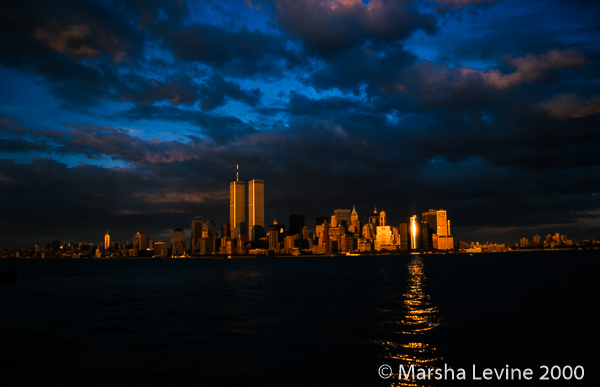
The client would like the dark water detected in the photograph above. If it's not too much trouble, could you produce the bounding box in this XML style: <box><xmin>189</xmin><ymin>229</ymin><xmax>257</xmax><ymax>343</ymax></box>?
<box><xmin>1</xmin><ymin>251</ymin><xmax>597</xmax><ymax>386</ymax></box>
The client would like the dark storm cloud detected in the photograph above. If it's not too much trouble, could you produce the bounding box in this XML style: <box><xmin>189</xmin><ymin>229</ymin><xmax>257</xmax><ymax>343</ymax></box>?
<box><xmin>285</xmin><ymin>92</ymin><xmax>362</xmax><ymax>115</ymax></box>
<box><xmin>538</xmin><ymin>93</ymin><xmax>600</xmax><ymax>120</ymax></box>
<box><xmin>431</xmin><ymin>0</ymin><xmax>500</xmax><ymax>12</ymax></box>
<box><xmin>271</xmin><ymin>0</ymin><xmax>436</xmax><ymax>55</ymax></box>
<box><xmin>307</xmin><ymin>44</ymin><xmax>417</xmax><ymax>96</ymax></box>
<box><xmin>119</xmin><ymin>72</ymin><xmax>201</xmax><ymax>106</ymax></box>
<box><xmin>0</xmin><ymin>156</ymin><xmax>228</xmax><ymax>248</ymax></box>
<box><xmin>0</xmin><ymin>0</ymin><xmax>151</xmax><ymax>67</ymax></box>
<box><xmin>0</xmin><ymin>0</ymin><xmax>287</xmax><ymax>110</ymax></box>
<box><xmin>390</xmin><ymin>49</ymin><xmax>589</xmax><ymax>109</ymax></box>
<box><xmin>158</xmin><ymin>22</ymin><xmax>302</xmax><ymax>78</ymax></box>
<box><xmin>119</xmin><ymin>105</ymin><xmax>257</xmax><ymax>143</ymax></box>
<box><xmin>198</xmin><ymin>74</ymin><xmax>261</xmax><ymax>110</ymax></box>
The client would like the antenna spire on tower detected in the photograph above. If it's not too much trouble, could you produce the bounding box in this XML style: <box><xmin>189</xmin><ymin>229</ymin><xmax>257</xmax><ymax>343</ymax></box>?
<box><xmin>236</xmin><ymin>164</ymin><xmax>239</xmax><ymax>182</ymax></box>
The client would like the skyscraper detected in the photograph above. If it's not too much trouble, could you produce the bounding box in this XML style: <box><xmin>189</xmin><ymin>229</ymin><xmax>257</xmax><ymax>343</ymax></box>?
<box><xmin>249</xmin><ymin>179</ymin><xmax>265</xmax><ymax>240</ymax></box>
<box><xmin>410</xmin><ymin>215</ymin><xmax>419</xmax><ymax>250</ymax></box>
<box><xmin>230</xmin><ymin>166</ymin><xmax>245</xmax><ymax>231</ymax></box>
<box><xmin>379</xmin><ymin>210</ymin><xmax>387</xmax><ymax>227</ymax></box>
<box><xmin>422</xmin><ymin>209</ymin><xmax>448</xmax><ymax>237</ymax></box>
<box><xmin>171</xmin><ymin>228</ymin><xmax>186</xmax><ymax>257</ymax></box>
<box><xmin>350</xmin><ymin>206</ymin><xmax>360</xmax><ymax>233</ymax></box>
<box><xmin>104</xmin><ymin>231</ymin><xmax>110</xmax><ymax>251</ymax></box>
<box><xmin>421</xmin><ymin>209</ymin><xmax>453</xmax><ymax>250</ymax></box>
<box><xmin>191</xmin><ymin>216</ymin><xmax>204</xmax><ymax>254</ymax></box>
<box><xmin>134</xmin><ymin>232</ymin><xmax>148</xmax><ymax>250</ymax></box>
<box><xmin>368</xmin><ymin>207</ymin><xmax>379</xmax><ymax>227</ymax></box>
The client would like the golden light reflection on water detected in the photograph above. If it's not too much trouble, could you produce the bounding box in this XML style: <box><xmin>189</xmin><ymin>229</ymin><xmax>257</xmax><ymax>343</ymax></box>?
<box><xmin>377</xmin><ymin>256</ymin><xmax>442</xmax><ymax>387</ymax></box>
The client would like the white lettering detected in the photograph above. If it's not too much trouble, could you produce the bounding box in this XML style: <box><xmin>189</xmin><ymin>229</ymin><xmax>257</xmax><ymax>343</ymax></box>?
<box><xmin>399</xmin><ymin>365</ymin><xmax>414</xmax><ymax>380</ymax></box>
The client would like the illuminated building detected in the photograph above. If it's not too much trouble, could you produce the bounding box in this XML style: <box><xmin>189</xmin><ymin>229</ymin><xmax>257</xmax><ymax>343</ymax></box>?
<box><xmin>315</xmin><ymin>224</ymin><xmax>323</xmax><ymax>240</ymax></box>
<box><xmin>230</xmin><ymin>165</ymin><xmax>245</xmax><ymax>233</ymax></box>
<box><xmin>362</xmin><ymin>223</ymin><xmax>375</xmax><ymax>242</ymax></box>
<box><xmin>340</xmin><ymin>234</ymin><xmax>354</xmax><ymax>253</ymax></box>
<box><xmin>358</xmin><ymin>240</ymin><xmax>372</xmax><ymax>252</ymax></box>
<box><xmin>328</xmin><ymin>226</ymin><xmax>344</xmax><ymax>253</ymax></box>
<box><xmin>171</xmin><ymin>228</ymin><xmax>186</xmax><ymax>256</ymax></box>
<box><xmin>249</xmin><ymin>179</ymin><xmax>264</xmax><ymax>241</ymax></box>
<box><xmin>350</xmin><ymin>206</ymin><xmax>360</xmax><ymax>233</ymax></box>
<box><xmin>134</xmin><ymin>231</ymin><xmax>148</xmax><ymax>251</ymax></box>
<box><xmin>302</xmin><ymin>226</ymin><xmax>310</xmax><ymax>241</ymax></box>
<box><xmin>330</xmin><ymin>214</ymin><xmax>337</xmax><ymax>228</ymax></box>
<box><xmin>284</xmin><ymin>235</ymin><xmax>297</xmax><ymax>252</ymax></box>
<box><xmin>379</xmin><ymin>210</ymin><xmax>387</xmax><ymax>227</ymax></box>
<box><xmin>375</xmin><ymin>225</ymin><xmax>392</xmax><ymax>250</ymax></box>
<box><xmin>410</xmin><ymin>215</ymin><xmax>419</xmax><ymax>250</ymax></box>
<box><xmin>104</xmin><ymin>231</ymin><xmax>110</xmax><ymax>251</ymax></box>
<box><xmin>334</xmin><ymin>209</ymin><xmax>351</xmax><ymax>231</ymax></box>
<box><xmin>422</xmin><ymin>209</ymin><xmax>453</xmax><ymax>250</ymax></box>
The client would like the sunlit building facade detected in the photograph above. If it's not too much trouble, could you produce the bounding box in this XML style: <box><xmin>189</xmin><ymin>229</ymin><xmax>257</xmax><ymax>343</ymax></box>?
<box><xmin>410</xmin><ymin>215</ymin><xmax>419</xmax><ymax>250</ymax></box>
<box><xmin>422</xmin><ymin>209</ymin><xmax>453</xmax><ymax>250</ymax></box>
<box><xmin>104</xmin><ymin>231</ymin><xmax>110</xmax><ymax>251</ymax></box>
<box><xmin>230</xmin><ymin>181</ymin><xmax>245</xmax><ymax>233</ymax></box>
<box><xmin>334</xmin><ymin>209</ymin><xmax>351</xmax><ymax>231</ymax></box>
<box><xmin>350</xmin><ymin>206</ymin><xmax>360</xmax><ymax>233</ymax></box>
<box><xmin>375</xmin><ymin>225</ymin><xmax>393</xmax><ymax>250</ymax></box>
<box><xmin>249</xmin><ymin>179</ymin><xmax>264</xmax><ymax>241</ymax></box>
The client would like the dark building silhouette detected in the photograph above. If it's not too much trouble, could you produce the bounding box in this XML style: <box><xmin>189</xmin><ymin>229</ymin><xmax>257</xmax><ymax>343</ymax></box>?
<box><xmin>315</xmin><ymin>216</ymin><xmax>328</xmax><ymax>227</ymax></box>
<box><xmin>191</xmin><ymin>216</ymin><xmax>204</xmax><ymax>253</ymax></box>
<box><xmin>421</xmin><ymin>221</ymin><xmax>432</xmax><ymax>250</ymax></box>
<box><xmin>222</xmin><ymin>223</ymin><xmax>230</xmax><ymax>239</ymax></box>
<box><xmin>398</xmin><ymin>221</ymin><xmax>410</xmax><ymax>250</ymax></box>
<box><xmin>288</xmin><ymin>213</ymin><xmax>305</xmax><ymax>236</ymax></box>
<box><xmin>369</xmin><ymin>207</ymin><xmax>380</xmax><ymax>227</ymax></box>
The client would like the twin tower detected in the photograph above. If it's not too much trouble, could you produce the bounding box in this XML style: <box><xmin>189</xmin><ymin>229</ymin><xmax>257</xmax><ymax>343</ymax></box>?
<box><xmin>230</xmin><ymin>166</ymin><xmax>264</xmax><ymax>240</ymax></box>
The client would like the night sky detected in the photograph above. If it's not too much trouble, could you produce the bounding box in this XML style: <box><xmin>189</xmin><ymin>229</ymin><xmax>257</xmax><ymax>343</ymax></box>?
<box><xmin>1</xmin><ymin>0</ymin><xmax>599</xmax><ymax>248</ymax></box>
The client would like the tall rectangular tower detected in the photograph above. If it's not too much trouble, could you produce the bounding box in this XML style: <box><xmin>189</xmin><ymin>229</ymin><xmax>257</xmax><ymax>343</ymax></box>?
<box><xmin>248</xmin><ymin>179</ymin><xmax>264</xmax><ymax>235</ymax></box>
<box><xmin>230</xmin><ymin>181</ymin><xmax>245</xmax><ymax>230</ymax></box>
<box><xmin>422</xmin><ymin>209</ymin><xmax>452</xmax><ymax>250</ymax></box>
<box><xmin>422</xmin><ymin>209</ymin><xmax>448</xmax><ymax>237</ymax></box>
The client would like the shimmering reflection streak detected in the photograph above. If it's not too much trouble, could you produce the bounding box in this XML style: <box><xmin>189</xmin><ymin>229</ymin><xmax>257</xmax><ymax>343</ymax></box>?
<box><xmin>377</xmin><ymin>256</ymin><xmax>441</xmax><ymax>387</ymax></box>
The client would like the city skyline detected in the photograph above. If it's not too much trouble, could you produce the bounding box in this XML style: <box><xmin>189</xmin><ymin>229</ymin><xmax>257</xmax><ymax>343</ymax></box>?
<box><xmin>4</xmin><ymin>176</ymin><xmax>594</xmax><ymax>256</ymax></box>
<box><xmin>1</xmin><ymin>0</ymin><xmax>600</xmax><ymax>248</ymax></box>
